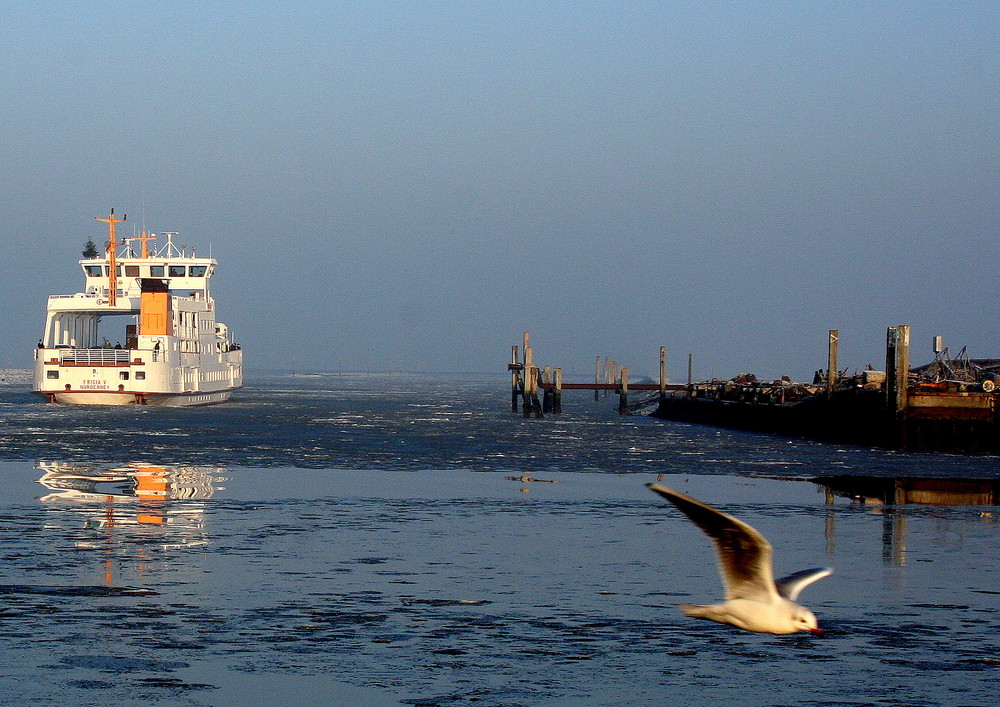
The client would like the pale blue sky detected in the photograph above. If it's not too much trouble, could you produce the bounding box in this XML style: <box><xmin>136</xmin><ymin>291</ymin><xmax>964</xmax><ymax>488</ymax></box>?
<box><xmin>2</xmin><ymin>2</ymin><xmax>997</xmax><ymax>378</ymax></box>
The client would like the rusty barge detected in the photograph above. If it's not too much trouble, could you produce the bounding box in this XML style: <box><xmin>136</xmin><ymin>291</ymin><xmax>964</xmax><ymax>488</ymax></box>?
<box><xmin>653</xmin><ymin>326</ymin><xmax>1000</xmax><ymax>454</ymax></box>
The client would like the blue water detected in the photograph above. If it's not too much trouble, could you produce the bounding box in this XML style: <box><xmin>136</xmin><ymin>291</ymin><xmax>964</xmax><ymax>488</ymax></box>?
<box><xmin>0</xmin><ymin>374</ymin><xmax>998</xmax><ymax>705</ymax></box>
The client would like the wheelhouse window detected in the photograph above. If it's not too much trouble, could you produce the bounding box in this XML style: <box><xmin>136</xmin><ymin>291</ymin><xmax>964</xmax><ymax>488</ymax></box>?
<box><xmin>168</xmin><ymin>265</ymin><xmax>186</xmax><ymax>277</ymax></box>
<box><xmin>150</xmin><ymin>265</ymin><xmax>165</xmax><ymax>276</ymax></box>
<box><xmin>189</xmin><ymin>265</ymin><xmax>207</xmax><ymax>277</ymax></box>
<box><xmin>84</xmin><ymin>265</ymin><xmax>103</xmax><ymax>277</ymax></box>
<box><xmin>124</xmin><ymin>265</ymin><xmax>140</xmax><ymax>277</ymax></box>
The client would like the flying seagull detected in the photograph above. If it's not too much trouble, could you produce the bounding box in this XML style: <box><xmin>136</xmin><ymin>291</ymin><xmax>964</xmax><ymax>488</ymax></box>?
<box><xmin>647</xmin><ymin>483</ymin><xmax>832</xmax><ymax>635</ymax></box>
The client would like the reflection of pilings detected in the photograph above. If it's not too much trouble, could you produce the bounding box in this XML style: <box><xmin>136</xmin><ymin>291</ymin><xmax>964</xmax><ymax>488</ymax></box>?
<box><xmin>824</xmin><ymin>487</ymin><xmax>836</xmax><ymax>556</ymax></box>
<box><xmin>882</xmin><ymin>511</ymin><xmax>907</xmax><ymax>567</ymax></box>
<box><xmin>814</xmin><ymin>476</ymin><xmax>1000</xmax><ymax>506</ymax></box>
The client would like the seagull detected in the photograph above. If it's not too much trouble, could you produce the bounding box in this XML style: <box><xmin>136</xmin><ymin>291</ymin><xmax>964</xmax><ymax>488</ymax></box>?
<box><xmin>647</xmin><ymin>483</ymin><xmax>832</xmax><ymax>635</ymax></box>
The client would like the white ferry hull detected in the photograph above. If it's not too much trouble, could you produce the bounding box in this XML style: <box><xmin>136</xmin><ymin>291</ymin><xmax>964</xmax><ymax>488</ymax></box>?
<box><xmin>39</xmin><ymin>387</ymin><xmax>240</xmax><ymax>407</ymax></box>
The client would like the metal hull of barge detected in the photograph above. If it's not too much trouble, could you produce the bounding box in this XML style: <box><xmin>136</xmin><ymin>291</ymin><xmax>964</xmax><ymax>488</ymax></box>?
<box><xmin>653</xmin><ymin>387</ymin><xmax>1000</xmax><ymax>454</ymax></box>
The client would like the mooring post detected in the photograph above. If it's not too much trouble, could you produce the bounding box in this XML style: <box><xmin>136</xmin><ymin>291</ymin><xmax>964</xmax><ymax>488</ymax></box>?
<box><xmin>531</xmin><ymin>365</ymin><xmax>544</xmax><ymax>418</ymax></box>
<box><xmin>594</xmin><ymin>356</ymin><xmax>601</xmax><ymax>401</ymax></box>
<box><xmin>542</xmin><ymin>365</ymin><xmax>552</xmax><ymax>413</ymax></box>
<box><xmin>885</xmin><ymin>325</ymin><xmax>910</xmax><ymax>445</ymax></box>
<box><xmin>510</xmin><ymin>345</ymin><xmax>521</xmax><ymax>412</ymax></box>
<box><xmin>827</xmin><ymin>329</ymin><xmax>839</xmax><ymax>400</ymax></box>
<box><xmin>895</xmin><ymin>324</ymin><xmax>910</xmax><ymax>416</ymax></box>
<box><xmin>523</xmin><ymin>342</ymin><xmax>534</xmax><ymax>416</ymax></box>
<box><xmin>522</xmin><ymin>367</ymin><xmax>532</xmax><ymax>418</ymax></box>
<box><xmin>523</xmin><ymin>364</ymin><xmax>536</xmax><ymax>418</ymax></box>
<box><xmin>618</xmin><ymin>366</ymin><xmax>629</xmax><ymax>415</ymax></box>
<box><xmin>554</xmin><ymin>367</ymin><xmax>562</xmax><ymax>413</ymax></box>
<box><xmin>885</xmin><ymin>326</ymin><xmax>896</xmax><ymax>408</ymax></box>
<box><xmin>659</xmin><ymin>346</ymin><xmax>667</xmax><ymax>407</ymax></box>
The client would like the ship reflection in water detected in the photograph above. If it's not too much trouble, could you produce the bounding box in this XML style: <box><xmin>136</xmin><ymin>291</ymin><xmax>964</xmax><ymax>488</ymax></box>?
<box><xmin>813</xmin><ymin>475</ymin><xmax>998</xmax><ymax>567</ymax></box>
<box><xmin>35</xmin><ymin>462</ymin><xmax>226</xmax><ymax>584</ymax></box>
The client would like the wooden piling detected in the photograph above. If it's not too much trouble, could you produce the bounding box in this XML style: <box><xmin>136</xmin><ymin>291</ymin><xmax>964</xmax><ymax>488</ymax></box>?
<box><xmin>523</xmin><ymin>341</ymin><xmax>534</xmax><ymax>416</ymax></box>
<box><xmin>885</xmin><ymin>325</ymin><xmax>910</xmax><ymax>444</ymax></box>
<box><xmin>826</xmin><ymin>329</ymin><xmax>839</xmax><ymax>399</ymax></box>
<box><xmin>523</xmin><ymin>364</ymin><xmax>543</xmax><ymax>418</ymax></box>
<box><xmin>554</xmin><ymin>368</ymin><xmax>562</xmax><ymax>413</ymax></box>
<box><xmin>659</xmin><ymin>346</ymin><xmax>666</xmax><ymax>406</ymax></box>
<box><xmin>618</xmin><ymin>366</ymin><xmax>629</xmax><ymax>415</ymax></box>
<box><xmin>885</xmin><ymin>325</ymin><xmax>910</xmax><ymax>415</ymax></box>
<box><xmin>522</xmin><ymin>364</ymin><xmax>532</xmax><ymax>418</ymax></box>
<box><xmin>594</xmin><ymin>356</ymin><xmax>601</xmax><ymax>401</ymax></box>
<box><xmin>894</xmin><ymin>325</ymin><xmax>910</xmax><ymax>415</ymax></box>
<box><xmin>542</xmin><ymin>365</ymin><xmax>552</xmax><ymax>413</ymax></box>
<box><xmin>510</xmin><ymin>345</ymin><xmax>521</xmax><ymax>412</ymax></box>
<box><xmin>531</xmin><ymin>365</ymin><xmax>544</xmax><ymax>418</ymax></box>
<box><xmin>885</xmin><ymin>326</ymin><xmax>896</xmax><ymax>409</ymax></box>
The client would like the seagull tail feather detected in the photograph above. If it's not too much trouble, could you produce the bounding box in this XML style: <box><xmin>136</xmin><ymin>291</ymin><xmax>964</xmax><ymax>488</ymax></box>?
<box><xmin>678</xmin><ymin>603</ymin><xmax>713</xmax><ymax>618</ymax></box>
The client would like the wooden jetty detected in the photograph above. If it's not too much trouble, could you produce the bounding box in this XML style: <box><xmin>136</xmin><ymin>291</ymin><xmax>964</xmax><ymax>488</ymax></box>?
<box><xmin>508</xmin><ymin>327</ymin><xmax>1000</xmax><ymax>454</ymax></box>
<box><xmin>508</xmin><ymin>332</ymin><xmax>685</xmax><ymax>417</ymax></box>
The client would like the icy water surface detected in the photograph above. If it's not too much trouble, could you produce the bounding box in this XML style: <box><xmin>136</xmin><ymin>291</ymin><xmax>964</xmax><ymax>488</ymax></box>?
<box><xmin>0</xmin><ymin>374</ymin><xmax>998</xmax><ymax>705</ymax></box>
<box><xmin>1</xmin><ymin>372</ymin><xmax>998</xmax><ymax>478</ymax></box>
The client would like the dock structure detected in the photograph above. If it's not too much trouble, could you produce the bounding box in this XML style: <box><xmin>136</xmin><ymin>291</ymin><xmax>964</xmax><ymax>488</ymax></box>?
<box><xmin>507</xmin><ymin>332</ymin><xmax>684</xmax><ymax>416</ymax></box>
<box><xmin>508</xmin><ymin>327</ymin><xmax>1000</xmax><ymax>454</ymax></box>
<box><xmin>653</xmin><ymin>325</ymin><xmax>1000</xmax><ymax>454</ymax></box>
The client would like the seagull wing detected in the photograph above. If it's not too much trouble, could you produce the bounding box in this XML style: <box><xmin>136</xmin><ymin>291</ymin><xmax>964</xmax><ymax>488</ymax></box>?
<box><xmin>775</xmin><ymin>567</ymin><xmax>832</xmax><ymax>601</ymax></box>
<box><xmin>647</xmin><ymin>484</ymin><xmax>777</xmax><ymax>602</ymax></box>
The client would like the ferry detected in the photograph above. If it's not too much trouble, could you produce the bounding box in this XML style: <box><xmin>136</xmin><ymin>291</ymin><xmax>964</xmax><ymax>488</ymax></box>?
<box><xmin>32</xmin><ymin>210</ymin><xmax>244</xmax><ymax>406</ymax></box>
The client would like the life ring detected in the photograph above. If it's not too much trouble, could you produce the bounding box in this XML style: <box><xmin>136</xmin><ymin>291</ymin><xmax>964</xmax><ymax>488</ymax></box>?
<box><xmin>982</xmin><ymin>379</ymin><xmax>996</xmax><ymax>393</ymax></box>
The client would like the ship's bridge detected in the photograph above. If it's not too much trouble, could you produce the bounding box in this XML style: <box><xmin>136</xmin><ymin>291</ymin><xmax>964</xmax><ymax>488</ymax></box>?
<box><xmin>81</xmin><ymin>257</ymin><xmax>217</xmax><ymax>298</ymax></box>
<box><xmin>80</xmin><ymin>229</ymin><xmax>217</xmax><ymax>299</ymax></box>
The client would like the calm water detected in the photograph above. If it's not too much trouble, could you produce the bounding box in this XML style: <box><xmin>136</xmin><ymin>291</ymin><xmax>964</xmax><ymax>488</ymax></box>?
<box><xmin>0</xmin><ymin>374</ymin><xmax>998</xmax><ymax>705</ymax></box>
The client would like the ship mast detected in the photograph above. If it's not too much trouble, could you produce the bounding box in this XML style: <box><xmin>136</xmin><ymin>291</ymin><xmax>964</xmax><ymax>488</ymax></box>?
<box><xmin>95</xmin><ymin>209</ymin><xmax>126</xmax><ymax>307</ymax></box>
<box><xmin>135</xmin><ymin>230</ymin><xmax>156</xmax><ymax>259</ymax></box>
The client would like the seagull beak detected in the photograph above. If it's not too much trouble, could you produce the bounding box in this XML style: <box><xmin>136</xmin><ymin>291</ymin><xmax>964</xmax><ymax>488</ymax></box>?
<box><xmin>809</xmin><ymin>628</ymin><xmax>824</xmax><ymax>636</ymax></box>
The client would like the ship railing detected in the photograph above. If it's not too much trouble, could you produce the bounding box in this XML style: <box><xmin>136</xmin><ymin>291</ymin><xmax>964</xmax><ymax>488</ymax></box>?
<box><xmin>50</xmin><ymin>290</ymin><xmax>129</xmax><ymax>299</ymax></box>
<box><xmin>59</xmin><ymin>349</ymin><xmax>132</xmax><ymax>366</ymax></box>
